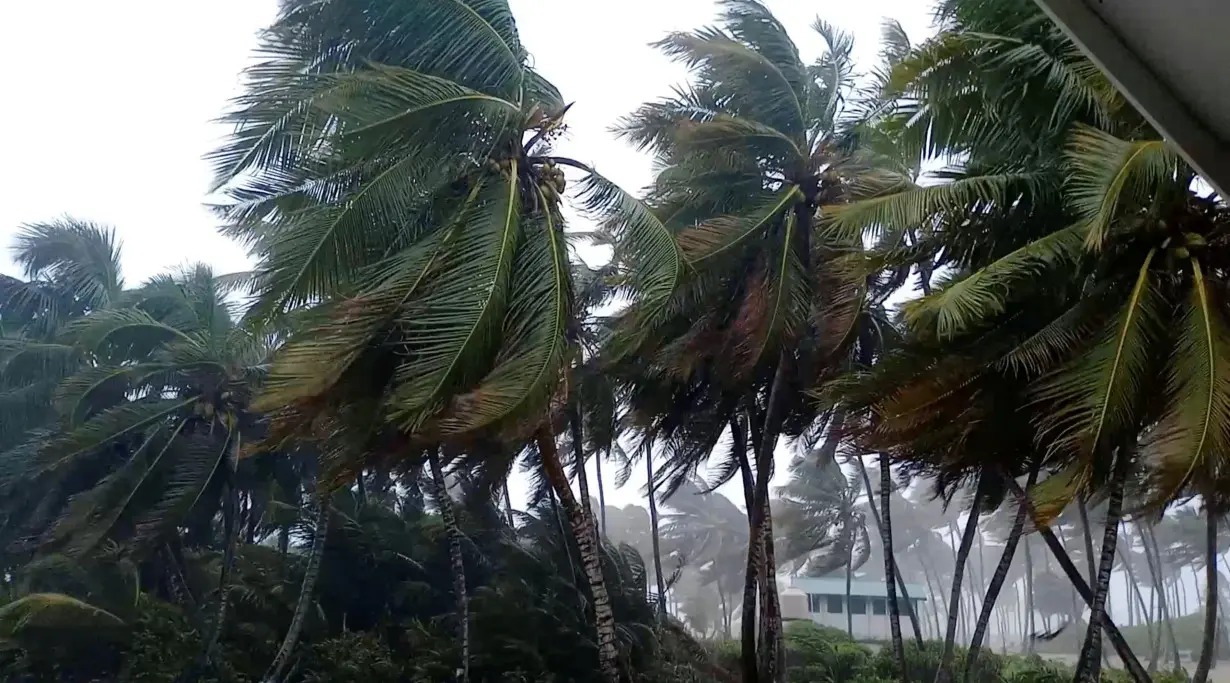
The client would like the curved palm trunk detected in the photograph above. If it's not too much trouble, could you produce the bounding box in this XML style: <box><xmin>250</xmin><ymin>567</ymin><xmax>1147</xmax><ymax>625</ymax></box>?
<box><xmin>920</xmin><ymin>557</ymin><xmax>946</xmax><ymax>639</ymax></box>
<box><xmin>1143</xmin><ymin>525</ymin><xmax>1182</xmax><ymax>672</ymax></box>
<box><xmin>937</xmin><ymin>481</ymin><xmax>983</xmax><ymax>683</ymax></box>
<box><xmin>1074</xmin><ymin>454</ymin><xmax>1128</xmax><ymax>683</ymax></box>
<box><xmin>855</xmin><ymin>456</ymin><xmax>907</xmax><ymax>676</ymax></box>
<box><xmin>966</xmin><ymin>468</ymin><xmax>1036</xmax><ymax>679</ymax></box>
<box><xmin>1116</xmin><ymin>536</ymin><xmax>1157</xmax><ymax>668</ymax></box>
<box><xmin>263</xmin><ymin>496</ymin><xmax>330</xmax><ymax>683</ymax></box>
<box><xmin>596</xmin><ymin>447</ymin><xmax>608</xmax><ymax>537</ymax></box>
<box><xmin>846</xmin><ymin>550</ymin><xmax>855</xmax><ymax>637</ymax></box>
<box><xmin>1195</xmin><ymin>514</ymin><xmax>1219</xmax><ymax>683</ymax></box>
<box><xmin>753</xmin><ymin>359</ymin><xmax>790</xmax><ymax>683</ymax></box>
<box><xmin>731</xmin><ymin>416</ymin><xmax>761</xmax><ymax>683</ymax></box>
<box><xmin>1003</xmin><ymin>476</ymin><xmax>1153</xmax><ymax>683</ymax></box>
<box><xmin>428</xmin><ymin>453</ymin><xmax>470</xmax><ymax>683</ymax></box>
<box><xmin>537</xmin><ymin>430</ymin><xmax>619</xmax><ymax>683</ymax></box>
<box><xmin>645</xmin><ymin>453</ymin><xmax>667</xmax><ymax>613</ymax></box>
<box><xmin>502</xmin><ymin>481</ymin><xmax>516</xmax><ymax>529</ymax></box>
<box><xmin>1024</xmin><ymin>535</ymin><xmax>1036</xmax><ymax>653</ymax></box>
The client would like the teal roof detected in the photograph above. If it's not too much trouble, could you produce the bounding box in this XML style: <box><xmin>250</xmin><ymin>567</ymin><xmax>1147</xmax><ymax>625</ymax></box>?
<box><xmin>788</xmin><ymin>576</ymin><xmax>927</xmax><ymax>601</ymax></box>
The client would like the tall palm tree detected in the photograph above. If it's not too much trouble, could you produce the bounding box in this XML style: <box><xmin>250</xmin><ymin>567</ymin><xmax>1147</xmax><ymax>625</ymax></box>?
<box><xmin>610</xmin><ymin>6</ymin><xmax>914</xmax><ymax>680</ymax></box>
<box><xmin>209</xmin><ymin>3</ymin><xmax>677</xmax><ymax>680</ymax></box>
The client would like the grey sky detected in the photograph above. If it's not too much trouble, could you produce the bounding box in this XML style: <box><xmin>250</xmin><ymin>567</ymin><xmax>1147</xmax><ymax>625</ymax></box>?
<box><xmin>0</xmin><ymin>0</ymin><xmax>935</xmax><ymax>510</ymax></box>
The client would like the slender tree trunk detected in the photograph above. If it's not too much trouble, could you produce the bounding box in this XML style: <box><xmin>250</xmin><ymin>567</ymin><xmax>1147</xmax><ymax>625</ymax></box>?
<box><xmin>878</xmin><ymin>455</ymin><xmax>909</xmax><ymax>664</ymax></box>
<box><xmin>937</xmin><ymin>480</ymin><xmax>983</xmax><ymax>683</ymax></box>
<box><xmin>1196</xmin><ymin>514</ymin><xmax>1219</xmax><ymax>683</ymax></box>
<box><xmin>1117</xmin><ymin>539</ymin><xmax>1157</xmax><ymax>668</ymax></box>
<box><xmin>921</xmin><ymin>557</ymin><xmax>946</xmax><ymax>639</ymax></box>
<box><xmin>846</xmin><ymin>549</ymin><xmax>855</xmax><ymax>637</ymax></box>
<box><xmin>1144</xmin><ymin>525</ymin><xmax>1183</xmax><ymax>672</ymax></box>
<box><xmin>1074</xmin><ymin>450</ymin><xmax>1128</xmax><ymax>683</ymax></box>
<box><xmin>967</xmin><ymin>467</ymin><xmax>1037</xmax><ymax>679</ymax></box>
<box><xmin>731</xmin><ymin>415</ymin><xmax>760</xmax><ymax>683</ymax></box>
<box><xmin>537</xmin><ymin>430</ymin><xmax>619</xmax><ymax>683</ymax></box>
<box><xmin>263</xmin><ymin>496</ymin><xmax>330</xmax><ymax>683</ymax></box>
<box><xmin>1078</xmin><ymin>498</ymin><xmax>1098</xmax><ymax>583</ymax></box>
<box><xmin>1025</xmin><ymin>535</ymin><xmax>1036</xmax><ymax>652</ymax></box>
<box><xmin>427</xmin><ymin>454</ymin><xmax>470</xmax><ymax>683</ymax></box>
<box><xmin>502</xmin><ymin>481</ymin><xmax>516</xmax><ymax>529</ymax></box>
<box><xmin>752</xmin><ymin>358</ymin><xmax>791</xmax><ymax>683</ymax></box>
<box><xmin>596</xmin><ymin>447</ymin><xmax>608</xmax><ymax>537</ymax></box>
<box><xmin>719</xmin><ymin>584</ymin><xmax>731</xmax><ymax>639</ymax></box>
<box><xmin>1003</xmin><ymin>476</ymin><xmax>1153</xmax><ymax>683</ymax></box>
<box><xmin>646</xmin><ymin>452</ymin><xmax>667</xmax><ymax>613</ymax></box>
<box><xmin>856</xmin><ymin>456</ymin><xmax>907</xmax><ymax>678</ymax></box>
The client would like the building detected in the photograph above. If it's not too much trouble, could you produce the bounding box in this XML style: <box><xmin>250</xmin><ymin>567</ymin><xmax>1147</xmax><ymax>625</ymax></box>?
<box><xmin>780</xmin><ymin>576</ymin><xmax>927</xmax><ymax>641</ymax></box>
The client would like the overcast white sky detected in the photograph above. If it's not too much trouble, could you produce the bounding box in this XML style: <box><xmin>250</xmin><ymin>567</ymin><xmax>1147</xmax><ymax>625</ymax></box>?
<box><xmin>0</xmin><ymin>0</ymin><xmax>935</xmax><ymax>510</ymax></box>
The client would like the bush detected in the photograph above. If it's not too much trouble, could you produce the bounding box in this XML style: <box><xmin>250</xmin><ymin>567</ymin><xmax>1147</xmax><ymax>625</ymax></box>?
<box><xmin>300</xmin><ymin>632</ymin><xmax>407</xmax><ymax>683</ymax></box>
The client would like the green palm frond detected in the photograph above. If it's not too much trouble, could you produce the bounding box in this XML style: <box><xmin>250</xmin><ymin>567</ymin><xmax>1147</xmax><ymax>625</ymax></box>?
<box><xmin>13</xmin><ymin>218</ymin><xmax>124</xmax><ymax>311</ymax></box>
<box><xmin>807</xmin><ymin>18</ymin><xmax>856</xmax><ymax>133</ymax></box>
<box><xmin>389</xmin><ymin>171</ymin><xmax>521</xmax><ymax>430</ymax></box>
<box><xmin>1</xmin><ymin>397</ymin><xmax>196</xmax><ymax>487</ymax></box>
<box><xmin>0</xmin><ymin>593</ymin><xmax>125</xmax><ymax>638</ymax></box>
<box><xmin>573</xmin><ymin>170</ymin><xmax>683</xmax><ymax>328</ymax></box>
<box><xmin>653</xmin><ymin>27</ymin><xmax>805</xmax><ymax>141</ymax></box>
<box><xmin>822</xmin><ymin>171</ymin><xmax>1052</xmax><ymax>242</ymax></box>
<box><xmin>676</xmin><ymin>186</ymin><xmax>800</xmax><ymax>265</ymax></box>
<box><xmin>614</xmin><ymin>85</ymin><xmax>724</xmax><ymax>155</ymax></box>
<box><xmin>673</xmin><ymin>115</ymin><xmax>804</xmax><ymax>165</ymax></box>
<box><xmin>1032</xmin><ymin>251</ymin><xmax>1161</xmax><ymax>471</ymax></box>
<box><xmin>61</xmin><ymin>308</ymin><xmax>192</xmax><ymax>362</ymax></box>
<box><xmin>1065</xmin><ymin>126</ymin><xmax>1185</xmax><ymax>251</ymax></box>
<box><xmin>45</xmin><ymin>422</ymin><xmax>187</xmax><ymax>557</ymax></box>
<box><xmin>901</xmin><ymin>222</ymin><xmax>1087</xmax><ymax>339</ymax></box>
<box><xmin>254</xmin><ymin>229</ymin><xmax>452</xmax><ymax>417</ymax></box>
<box><xmin>1142</xmin><ymin>259</ymin><xmax>1230</xmax><ymax>503</ymax></box>
<box><xmin>438</xmin><ymin>193</ymin><xmax>573</xmax><ymax>437</ymax></box>
<box><xmin>129</xmin><ymin>431</ymin><xmax>232</xmax><ymax>552</ymax></box>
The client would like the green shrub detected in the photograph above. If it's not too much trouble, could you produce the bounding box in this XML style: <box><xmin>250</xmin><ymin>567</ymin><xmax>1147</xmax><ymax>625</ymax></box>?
<box><xmin>300</xmin><ymin>632</ymin><xmax>406</xmax><ymax>683</ymax></box>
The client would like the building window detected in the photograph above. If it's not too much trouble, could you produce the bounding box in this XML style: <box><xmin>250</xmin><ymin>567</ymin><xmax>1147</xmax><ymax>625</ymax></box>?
<box><xmin>826</xmin><ymin>595</ymin><xmax>844</xmax><ymax>614</ymax></box>
<box><xmin>871</xmin><ymin>597</ymin><xmax>887</xmax><ymax>615</ymax></box>
<box><xmin>807</xmin><ymin>594</ymin><xmax>822</xmax><ymax>613</ymax></box>
<box><xmin>849</xmin><ymin>596</ymin><xmax>867</xmax><ymax>615</ymax></box>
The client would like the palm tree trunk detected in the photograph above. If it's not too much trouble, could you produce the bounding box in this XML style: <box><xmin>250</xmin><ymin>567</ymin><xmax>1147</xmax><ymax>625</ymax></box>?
<box><xmin>846</xmin><ymin>549</ymin><xmax>855</xmax><ymax>637</ymax></box>
<box><xmin>645</xmin><ymin>452</ymin><xmax>667</xmax><ymax>613</ymax></box>
<box><xmin>731</xmin><ymin>414</ymin><xmax>761</xmax><ymax>683</ymax></box>
<box><xmin>1074</xmin><ymin>450</ymin><xmax>1128</xmax><ymax>683</ymax></box>
<box><xmin>967</xmin><ymin>468</ymin><xmax>1037</xmax><ymax>678</ymax></box>
<box><xmin>1078</xmin><ymin>498</ymin><xmax>1098</xmax><ymax>584</ymax></box>
<box><xmin>921</xmin><ymin>557</ymin><xmax>946</xmax><ymax>639</ymax></box>
<box><xmin>263</xmin><ymin>496</ymin><xmax>330</xmax><ymax>683</ymax></box>
<box><xmin>537</xmin><ymin>430</ymin><xmax>619</xmax><ymax>683</ymax></box>
<box><xmin>1195</xmin><ymin>514</ymin><xmax>1219</xmax><ymax>683</ymax></box>
<box><xmin>1117</xmin><ymin>538</ymin><xmax>1156</xmax><ymax>668</ymax></box>
<box><xmin>856</xmin><ymin>456</ymin><xmax>907</xmax><ymax>677</ymax></box>
<box><xmin>937</xmin><ymin>479</ymin><xmax>984</xmax><ymax>683</ymax></box>
<box><xmin>502</xmin><ymin>481</ymin><xmax>516</xmax><ymax>529</ymax></box>
<box><xmin>596</xmin><ymin>447</ymin><xmax>608</xmax><ymax>537</ymax></box>
<box><xmin>1143</xmin><ymin>525</ymin><xmax>1182</xmax><ymax>672</ymax></box>
<box><xmin>877</xmin><ymin>455</ymin><xmax>909</xmax><ymax>663</ymax></box>
<box><xmin>753</xmin><ymin>358</ymin><xmax>790</xmax><ymax>683</ymax></box>
<box><xmin>1025</xmin><ymin>535</ymin><xmax>1036</xmax><ymax>652</ymax></box>
<box><xmin>1003</xmin><ymin>476</ymin><xmax>1153</xmax><ymax>683</ymax></box>
<box><xmin>428</xmin><ymin>453</ymin><xmax>470</xmax><ymax>683</ymax></box>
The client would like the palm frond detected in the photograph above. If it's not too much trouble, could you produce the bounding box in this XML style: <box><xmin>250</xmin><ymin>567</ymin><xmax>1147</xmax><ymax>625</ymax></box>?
<box><xmin>677</xmin><ymin>186</ymin><xmax>800</xmax><ymax>266</ymax></box>
<box><xmin>1032</xmin><ymin>251</ymin><xmax>1161</xmax><ymax>474</ymax></box>
<box><xmin>438</xmin><ymin>194</ymin><xmax>573</xmax><ymax>438</ymax></box>
<box><xmin>1141</xmin><ymin>259</ymin><xmax>1230</xmax><ymax>504</ymax></box>
<box><xmin>1065</xmin><ymin>126</ymin><xmax>1185</xmax><ymax>251</ymax></box>
<box><xmin>902</xmin><ymin>223</ymin><xmax>1087</xmax><ymax>339</ymax></box>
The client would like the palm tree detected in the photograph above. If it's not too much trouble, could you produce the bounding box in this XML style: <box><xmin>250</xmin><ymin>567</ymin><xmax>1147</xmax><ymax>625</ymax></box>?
<box><xmin>260</xmin><ymin>495</ymin><xmax>330</xmax><ymax>683</ymax></box>
<box><xmin>774</xmin><ymin>452</ymin><xmax>870</xmax><ymax>640</ymax></box>
<box><xmin>209</xmin><ymin>3</ymin><xmax>680</xmax><ymax>680</ymax></box>
<box><xmin>609</xmin><ymin>6</ymin><xmax>915</xmax><ymax>680</ymax></box>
